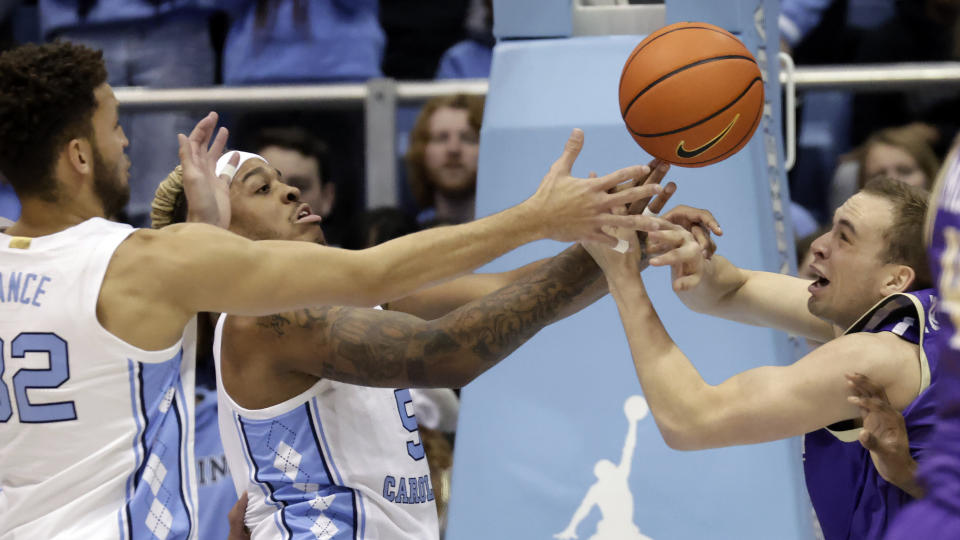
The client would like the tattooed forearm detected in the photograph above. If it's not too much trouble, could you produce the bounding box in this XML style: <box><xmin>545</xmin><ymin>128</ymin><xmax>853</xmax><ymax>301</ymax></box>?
<box><xmin>449</xmin><ymin>244</ymin><xmax>601</xmax><ymax>365</ymax></box>
<box><xmin>304</xmin><ymin>244</ymin><xmax>605</xmax><ymax>387</ymax></box>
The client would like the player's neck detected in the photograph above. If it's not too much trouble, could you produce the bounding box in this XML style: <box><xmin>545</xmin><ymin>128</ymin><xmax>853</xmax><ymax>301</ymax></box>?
<box><xmin>5</xmin><ymin>196</ymin><xmax>107</xmax><ymax>238</ymax></box>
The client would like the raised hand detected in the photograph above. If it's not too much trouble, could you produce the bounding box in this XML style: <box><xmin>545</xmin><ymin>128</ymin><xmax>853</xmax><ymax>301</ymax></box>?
<box><xmin>845</xmin><ymin>372</ymin><xmax>922</xmax><ymax>497</ymax></box>
<box><xmin>177</xmin><ymin>111</ymin><xmax>231</xmax><ymax>228</ymax></box>
<box><xmin>523</xmin><ymin>129</ymin><xmax>663</xmax><ymax>247</ymax></box>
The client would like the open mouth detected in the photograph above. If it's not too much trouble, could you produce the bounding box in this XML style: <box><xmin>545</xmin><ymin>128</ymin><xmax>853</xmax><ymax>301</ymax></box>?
<box><xmin>808</xmin><ymin>266</ymin><xmax>830</xmax><ymax>293</ymax></box>
<box><xmin>294</xmin><ymin>204</ymin><xmax>322</xmax><ymax>224</ymax></box>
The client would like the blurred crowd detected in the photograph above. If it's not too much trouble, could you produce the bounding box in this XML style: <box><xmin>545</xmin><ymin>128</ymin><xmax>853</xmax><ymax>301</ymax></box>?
<box><xmin>0</xmin><ymin>0</ymin><xmax>958</xmax><ymax>537</ymax></box>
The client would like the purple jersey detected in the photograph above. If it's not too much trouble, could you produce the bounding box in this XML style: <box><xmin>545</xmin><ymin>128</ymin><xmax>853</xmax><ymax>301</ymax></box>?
<box><xmin>887</xmin><ymin>149</ymin><xmax>960</xmax><ymax>540</ymax></box>
<box><xmin>804</xmin><ymin>289</ymin><xmax>941</xmax><ymax>540</ymax></box>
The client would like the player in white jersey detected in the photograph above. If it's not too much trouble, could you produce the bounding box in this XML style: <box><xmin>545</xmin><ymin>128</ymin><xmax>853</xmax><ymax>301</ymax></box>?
<box><xmin>150</xmin><ymin>151</ymin><xmax>720</xmax><ymax>539</ymax></box>
<box><xmin>0</xmin><ymin>42</ymin><xmax>664</xmax><ymax>539</ymax></box>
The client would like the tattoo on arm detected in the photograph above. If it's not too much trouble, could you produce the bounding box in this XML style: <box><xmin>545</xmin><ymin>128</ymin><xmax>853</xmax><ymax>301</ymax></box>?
<box><xmin>260</xmin><ymin>245</ymin><xmax>603</xmax><ymax>387</ymax></box>
<box><xmin>257</xmin><ymin>313</ymin><xmax>292</xmax><ymax>337</ymax></box>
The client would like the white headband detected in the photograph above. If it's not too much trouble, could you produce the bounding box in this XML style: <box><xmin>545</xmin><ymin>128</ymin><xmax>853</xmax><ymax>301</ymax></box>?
<box><xmin>216</xmin><ymin>151</ymin><xmax>268</xmax><ymax>183</ymax></box>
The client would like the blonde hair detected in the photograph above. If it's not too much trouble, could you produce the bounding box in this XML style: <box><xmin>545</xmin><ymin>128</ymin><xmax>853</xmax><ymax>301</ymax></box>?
<box><xmin>151</xmin><ymin>165</ymin><xmax>188</xmax><ymax>229</ymax></box>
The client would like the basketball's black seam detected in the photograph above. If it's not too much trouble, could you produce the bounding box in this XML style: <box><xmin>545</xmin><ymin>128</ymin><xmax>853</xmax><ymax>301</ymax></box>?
<box><xmin>628</xmin><ymin>76</ymin><xmax>762</xmax><ymax>138</ymax></box>
<box><xmin>621</xmin><ymin>55</ymin><xmax>757</xmax><ymax>119</ymax></box>
<box><xmin>618</xmin><ymin>24</ymin><xmax>751</xmax><ymax>98</ymax></box>
<box><xmin>684</xmin><ymin>92</ymin><xmax>764</xmax><ymax>165</ymax></box>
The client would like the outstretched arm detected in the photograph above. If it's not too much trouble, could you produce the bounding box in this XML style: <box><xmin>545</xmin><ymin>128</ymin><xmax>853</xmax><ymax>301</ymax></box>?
<box><xmin>225</xmin><ymin>244</ymin><xmax>606</xmax><ymax>388</ymax></box>
<box><xmin>650</xmin><ymin>207</ymin><xmax>834</xmax><ymax>342</ymax></box>
<box><xmin>388</xmin><ymin>159</ymin><xmax>677</xmax><ymax>320</ymax></box>
<box><xmin>104</xmin><ymin>127</ymin><xmax>662</xmax><ymax>350</ymax></box>
<box><xmin>584</xmin><ymin>222</ymin><xmax>921</xmax><ymax>451</ymax></box>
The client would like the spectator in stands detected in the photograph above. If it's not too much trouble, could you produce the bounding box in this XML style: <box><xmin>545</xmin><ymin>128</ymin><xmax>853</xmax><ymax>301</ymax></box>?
<box><xmin>852</xmin><ymin>0</ymin><xmax>960</xmax><ymax>146</ymax></box>
<box><xmin>38</xmin><ymin>0</ymin><xmax>220</xmax><ymax>226</ymax></box>
<box><xmin>405</xmin><ymin>93</ymin><xmax>484</xmax><ymax>225</ymax></box>
<box><xmin>221</xmin><ymin>0</ymin><xmax>383</xmax><ymax>235</ymax></box>
<box><xmin>435</xmin><ymin>0</ymin><xmax>493</xmax><ymax>79</ymax></box>
<box><xmin>220</xmin><ymin>0</ymin><xmax>383</xmax><ymax>85</ymax></box>
<box><xmin>381</xmin><ymin>0</ymin><xmax>470</xmax><ymax>79</ymax></box>
<box><xmin>831</xmin><ymin>123</ymin><xmax>941</xmax><ymax>211</ymax></box>
<box><xmin>857</xmin><ymin>124</ymin><xmax>941</xmax><ymax>190</ymax></box>
<box><xmin>247</xmin><ymin>126</ymin><xmax>342</xmax><ymax>245</ymax></box>
<box><xmin>781</xmin><ymin>0</ymin><xmax>899</xmax><ymax>222</ymax></box>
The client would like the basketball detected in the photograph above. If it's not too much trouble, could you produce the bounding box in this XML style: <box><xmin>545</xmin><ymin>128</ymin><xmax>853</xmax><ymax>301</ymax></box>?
<box><xmin>618</xmin><ymin>22</ymin><xmax>764</xmax><ymax>168</ymax></box>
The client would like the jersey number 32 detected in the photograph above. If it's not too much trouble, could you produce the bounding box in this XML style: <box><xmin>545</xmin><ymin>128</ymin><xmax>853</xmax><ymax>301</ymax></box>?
<box><xmin>0</xmin><ymin>332</ymin><xmax>77</xmax><ymax>423</ymax></box>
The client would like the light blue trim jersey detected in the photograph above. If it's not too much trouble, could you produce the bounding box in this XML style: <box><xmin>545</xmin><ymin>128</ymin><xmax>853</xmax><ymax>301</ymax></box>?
<box><xmin>0</xmin><ymin>218</ymin><xmax>197</xmax><ymax>539</ymax></box>
<box><xmin>213</xmin><ymin>313</ymin><xmax>439</xmax><ymax>540</ymax></box>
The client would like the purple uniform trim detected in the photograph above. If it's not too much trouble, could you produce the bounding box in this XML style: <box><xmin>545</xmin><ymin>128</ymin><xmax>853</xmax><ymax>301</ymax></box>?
<box><xmin>804</xmin><ymin>289</ymin><xmax>941</xmax><ymax>540</ymax></box>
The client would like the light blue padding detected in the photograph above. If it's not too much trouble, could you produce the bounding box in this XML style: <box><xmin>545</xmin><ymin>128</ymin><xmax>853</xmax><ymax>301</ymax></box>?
<box><xmin>492</xmin><ymin>0</ymin><xmax>571</xmax><ymax>39</ymax></box>
<box><xmin>447</xmin><ymin>2</ymin><xmax>813</xmax><ymax>539</ymax></box>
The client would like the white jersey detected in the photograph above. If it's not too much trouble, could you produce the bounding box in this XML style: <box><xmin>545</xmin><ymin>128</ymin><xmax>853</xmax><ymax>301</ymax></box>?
<box><xmin>0</xmin><ymin>218</ymin><xmax>197</xmax><ymax>540</ymax></box>
<box><xmin>213</xmin><ymin>313</ymin><xmax>439</xmax><ymax>540</ymax></box>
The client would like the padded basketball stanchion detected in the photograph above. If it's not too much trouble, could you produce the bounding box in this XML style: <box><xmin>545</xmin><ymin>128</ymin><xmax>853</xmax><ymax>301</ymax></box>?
<box><xmin>447</xmin><ymin>1</ymin><xmax>810</xmax><ymax>539</ymax></box>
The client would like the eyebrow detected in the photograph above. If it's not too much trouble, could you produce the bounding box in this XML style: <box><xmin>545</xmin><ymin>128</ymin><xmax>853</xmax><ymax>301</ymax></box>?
<box><xmin>837</xmin><ymin>218</ymin><xmax>858</xmax><ymax>237</ymax></box>
<box><xmin>239</xmin><ymin>166</ymin><xmax>280</xmax><ymax>184</ymax></box>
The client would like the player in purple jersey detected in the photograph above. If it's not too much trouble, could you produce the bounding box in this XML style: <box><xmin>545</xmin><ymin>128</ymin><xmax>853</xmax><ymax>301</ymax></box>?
<box><xmin>582</xmin><ymin>176</ymin><xmax>937</xmax><ymax>539</ymax></box>
<box><xmin>873</xmin><ymin>140</ymin><xmax>960</xmax><ymax>539</ymax></box>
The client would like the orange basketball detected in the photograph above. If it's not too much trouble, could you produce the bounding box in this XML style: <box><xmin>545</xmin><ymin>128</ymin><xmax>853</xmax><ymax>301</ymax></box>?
<box><xmin>618</xmin><ymin>22</ymin><xmax>764</xmax><ymax>168</ymax></box>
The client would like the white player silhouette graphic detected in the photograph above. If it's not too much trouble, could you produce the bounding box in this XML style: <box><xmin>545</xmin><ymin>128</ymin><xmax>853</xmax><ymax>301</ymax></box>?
<box><xmin>554</xmin><ymin>395</ymin><xmax>653</xmax><ymax>540</ymax></box>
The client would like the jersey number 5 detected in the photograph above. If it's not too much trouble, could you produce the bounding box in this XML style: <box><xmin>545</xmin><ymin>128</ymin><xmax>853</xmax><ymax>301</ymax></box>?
<box><xmin>394</xmin><ymin>389</ymin><xmax>425</xmax><ymax>460</ymax></box>
<box><xmin>0</xmin><ymin>332</ymin><xmax>77</xmax><ymax>423</ymax></box>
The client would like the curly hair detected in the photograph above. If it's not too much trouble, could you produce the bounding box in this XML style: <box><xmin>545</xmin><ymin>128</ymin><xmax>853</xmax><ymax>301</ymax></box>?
<box><xmin>404</xmin><ymin>94</ymin><xmax>484</xmax><ymax>209</ymax></box>
<box><xmin>0</xmin><ymin>42</ymin><xmax>107</xmax><ymax>200</ymax></box>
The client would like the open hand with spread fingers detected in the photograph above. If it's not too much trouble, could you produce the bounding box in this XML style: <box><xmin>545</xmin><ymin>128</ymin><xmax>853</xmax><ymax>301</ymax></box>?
<box><xmin>177</xmin><ymin>111</ymin><xmax>232</xmax><ymax>228</ymax></box>
<box><xmin>522</xmin><ymin>129</ymin><xmax>664</xmax><ymax>248</ymax></box>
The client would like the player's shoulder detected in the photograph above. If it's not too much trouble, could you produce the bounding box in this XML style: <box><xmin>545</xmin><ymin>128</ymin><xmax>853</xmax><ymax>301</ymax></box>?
<box><xmin>125</xmin><ymin>222</ymin><xmax>228</xmax><ymax>245</ymax></box>
<box><xmin>826</xmin><ymin>330</ymin><xmax>920</xmax><ymax>390</ymax></box>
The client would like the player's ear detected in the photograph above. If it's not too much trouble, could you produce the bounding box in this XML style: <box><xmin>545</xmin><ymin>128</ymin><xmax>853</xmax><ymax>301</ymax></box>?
<box><xmin>65</xmin><ymin>137</ymin><xmax>93</xmax><ymax>176</ymax></box>
<box><xmin>880</xmin><ymin>264</ymin><xmax>915</xmax><ymax>295</ymax></box>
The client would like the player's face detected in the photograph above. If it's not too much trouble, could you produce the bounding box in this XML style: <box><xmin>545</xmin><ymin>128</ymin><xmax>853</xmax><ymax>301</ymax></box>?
<box><xmin>90</xmin><ymin>84</ymin><xmax>130</xmax><ymax>218</ymax></box>
<box><xmin>258</xmin><ymin>145</ymin><xmax>333</xmax><ymax>218</ymax></box>
<box><xmin>864</xmin><ymin>143</ymin><xmax>928</xmax><ymax>189</ymax></box>
<box><xmin>227</xmin><ymin>158</ymin><xmax>326</xmax><ymax>244</ymax></box>
<box><xmin>423</xmin><ymin>106</ymin><xmax>479</xmax><ymax>198</ymax></box>
<box><xmin>806</xmin><ymin>192</ymin><xmax>898</xmax><ymax>327</ymax></box>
